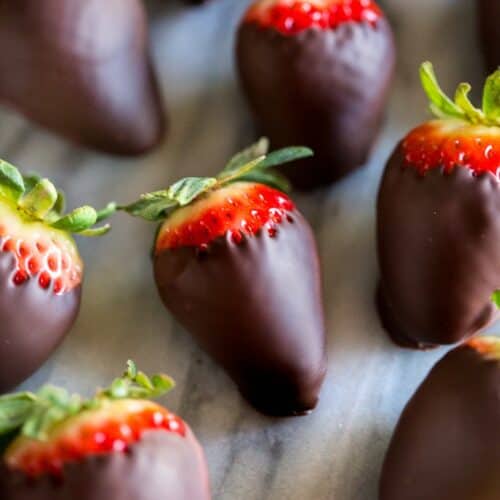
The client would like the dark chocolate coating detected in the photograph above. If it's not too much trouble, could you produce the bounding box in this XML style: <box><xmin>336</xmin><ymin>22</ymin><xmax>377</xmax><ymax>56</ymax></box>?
<box><xmin>236</xmin><ymin>20</ymin><xmax>395</xmax><ymax>190</ymax></box>
<box><xmin>380</xmin><ymin>342</ymin><xmax>500</xmax><ymax>500</ymax></box>
<box><xmin>0</xmin><ymin>0</ymin><xmax>166</xmax><ymax>155</ymax></box>
<box><xmin>154</xmin><ymin>210</ymin><xmax>327</xmax><ymax>416</ymax></box>
<box><xmin>478</xmin><ymin>0</ymin><xmax>500</xmax><ymax>73</ymax></box>
<box><xmin>376</xmin><ymin>146</ymin><xmax>500</xmax><ymax>348</ymax></box>
<box><xmin>0</xmin><ymin>253</ymin><xmax>81</xmax><ymax>392</ymax></box>
<box><xmin>0</xmin><ymin>429</ymin><xmax>211</xmax><ymax>500</ymax></box>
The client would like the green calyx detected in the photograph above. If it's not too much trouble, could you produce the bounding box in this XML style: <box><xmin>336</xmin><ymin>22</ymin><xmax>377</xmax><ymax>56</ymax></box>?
<box><xmin>0</xmin><ymin>160</ymin><xmax>116</xmax><ymax>236</ymax></box>
<box><xmin>120</xmin><ymin>138</ymin><xmax>313</xmax><ymax>222</ymax></box>
<box><xmin>0</xmin><ymin>361</ymin><xmax>174</xmax><ymax>450</ymax></box>
<box><xmin>420</xmin><ymin>61</ymin><xmax>500</xmax><ymax>127</ymax></box>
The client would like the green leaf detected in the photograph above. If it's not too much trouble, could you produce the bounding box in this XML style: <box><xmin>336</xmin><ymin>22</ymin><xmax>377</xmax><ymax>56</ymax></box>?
<box><xmin>0</xmin><ymin>160</ymin><xmax>25</xmax><ymax>201</ymax></box>
<box><xmin>482</xmin><ymin>69</ymin><xmax>500</xmax><ymax>125</ymax></box>
<box><xmin>222</xmin><ymin>138</ymin><xmax>270</xmax><ymax>173</ymax></box>
<box><xmin>420</xmin><ymin>62</ymin><xmax>466</xmax><ymax>120</ymax></box>
<box><xmin>0</xmin><ymin>393</ymin><xmax>37</xmax><ymax>435</ymax></box>
<box><xmin>53</xmin><ymin>190</ymin><xmax>66</xmax><ymax>215</ymax></box>
<box><xmin>454</xmin><ymin>83</ymin><xmax>484</xmax><ymax>123</ymax></box>
<box><xmin>217</xmin><ymin>156</ymin><xmax>266</xmax><ymax>184</ymax></box>
<box><xmin>123</xmin><ymin>195</ymin><xmax>178</xmax><ymax>222</ymax></box>
<box><xmin>258</xmin><ymin>146</ymin><xmax>314</xmax><ymax>169</ymax></box>
<box><xmin>51</xmin><ymin>206</ymin><xmax>98</xmax><ymax>233</ymax></box>
<box><xmin>492</xmin><ymin>290</ymin><xmax>500</xmax><ymax>308</ymax></box>
<box><xmin>96</xmin><ymin>202</ymin><xmax>117</xmax><ymax>223</ymax></box>
<box><xmin>78</xmin><ymin>224</ymin><xmax>111</xmax><ymax>237</ymax></box>
<box><xmin>18</xmin><ymin>179</ymin><xmax>58</xmax><ymax>219</ymax></box>
<box><xmin>168</xmin><ymin>177</ymin><xmax>217</xmax><ymax>206</ymax></box>
<box><xmin>127</xmin><ymin>360</ymin><xmax>138</xmax><ymax>378</ymax></box>
<box><xmin>22</xmin><ymin>174</ymin><xmax>41</xmax><ymax>194</ymax></box>
<box><xmin>100</xmin><ymin>361</ymin><xmax>175</xmax><ymax>401</ymax></box>
<box><xmin>238</xmin><ymin>170</ymin><xmax>291</xmax><ymax>192</ymax></box>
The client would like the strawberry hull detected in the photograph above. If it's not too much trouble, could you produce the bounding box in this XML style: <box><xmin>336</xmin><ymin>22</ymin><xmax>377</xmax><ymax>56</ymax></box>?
<box><xmin>379</xmin><ymin>341</ymin><xmax>500</xmax><ymax>500</ymax></box>
<box><xmin>0</xmin><ymin>252</ymin><xmax>81</xmax><ymax>392</ymax></box>
<box><xmin>0</xmin><ymin>429</ymin><xmax>211</xmax><ymax>500</ymax></box>
<box><xmin>478</xmin><ymin>0</ymin><xmax>500</xmax><ymax>73</ymax></box>
<box><xmin>154</xmin><ymin>209</ymin><xmax>326</xmax><ymax>416</ymax></box>
<box><xmin>236</xmin><ymin>19</ymin><xmax>395</xmax><ymax>190</ymax></box>
<box><xmin>0</xmin><ymin>0</ymin><xmax>165</xmax><ymax>155</ymax></box>
<box><xmin>376</xmin><ymin>147</ymin><xmax>500</xmax><ymax>349</ymax></box>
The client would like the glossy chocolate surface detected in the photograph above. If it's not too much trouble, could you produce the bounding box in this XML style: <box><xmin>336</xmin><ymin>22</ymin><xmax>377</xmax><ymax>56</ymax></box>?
<box><xmin>0</xmin><ymin>0</ymin><xmax>166</xmax><ymax>155</ymax></box>
<box><xmin>154</xmin><ymin>210</ymin><xmax>327</xmax><ymax>416</ymax></box>
<box><xmin>478</xmin><ymin>0</ymin><xmax>500</xmax><ymax>73</ymax></box>
<box><xmin>377</xmin><ymin>147</ymin><xmax>500</xmax><ymax>348</ymax></box>
<box><xmin>0</xmin><ymin>429</ymin><xmax>211</xmax><ymax>500</ymax></box>
<box><xmin>236</xmin><ymin>20</ymin><xmax>395</xmax><ymax>190</ymax></box>
<box><xmin>380</xmin><ymin>342</ymin><xmax>500</xmax><ymax>500</ymax></box>
<box><xmin>0</xmin><ymin>253</ymin><xmax>81</xmax><ymax>392</ymax></box>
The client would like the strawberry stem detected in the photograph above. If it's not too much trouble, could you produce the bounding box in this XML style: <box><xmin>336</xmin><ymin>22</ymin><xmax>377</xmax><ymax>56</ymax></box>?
<box><xmin>420</xmin><ymin>61</ymin><xmax>500</xmax><ymax>127</ymax></box>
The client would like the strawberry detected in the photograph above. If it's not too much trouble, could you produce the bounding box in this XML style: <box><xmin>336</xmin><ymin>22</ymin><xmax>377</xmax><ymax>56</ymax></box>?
<box><xmin>121</xmin><ymin>140</ymin><xmax>327</xmax><ymax>416</ymax></box>
<box><xmin>380</xmin><ymin>336</ymin><xmax>500</xmax><ymax>500</ymax></box>
<box><xmin>377</xmin><ymin>62</ymin><xmax>500</xmax><ymax>349</ymax></box>
<box><xmin>0</xmin><ymin>0</ymin><xmax>165</xmax><ymax>155</ymax></box>
<box><xmin>0</xmin><ymin>159</ymin><xmax>115</xmax><ymax>392</ymax></box>
<box><xmin>236</xmin><ymin>0</ymin><xmax>395</xmax><ymax>190</ymax></box>
<box><xmin>0</xmin><ymin>361</ymin><xmax>210</xmax><ymax>500</ymax></box>
<box><xmin>478</xmin><ymin>0</ymin><xmax>500</xmax><ymax>73</ymax></box>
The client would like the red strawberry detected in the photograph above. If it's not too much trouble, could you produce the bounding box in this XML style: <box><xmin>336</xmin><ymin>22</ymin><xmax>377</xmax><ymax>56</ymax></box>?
<box><xmin>380</xmin><ymin>336</ymin><xmax>500</xmax><ymax>500</ymax></box>
<box><xmin>0</xmin><ymin>0</ymin><xmax>165</xmax><ymax>155</ymax></box>
<box><xmin>0</xmin><ymin>160</ymin><xmax>115</xmax><ymax>391</ymax></box>
<box><xmin>377</xmin><ymin>62</ymin><xmax>500</xmax><ymax>349</ymax></box>
<box><xmin>236</xmin><ymin>0</ymin><xmax>395</xmax><ymax>189</ymax></box>
<box><xmin>0</xmin><ymin>361</ymin><xmax>210</xmax><ymax>500</ymax></box>
<box><xmin>122</xmin><ymin>140</ymin><xmax>327</xmax><ymax>416</ymax></box>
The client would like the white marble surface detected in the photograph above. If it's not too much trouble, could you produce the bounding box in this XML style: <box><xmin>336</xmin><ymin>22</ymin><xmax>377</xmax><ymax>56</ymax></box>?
<box><xmin>3</xmin><ymin>0</ymin><xmax>493</xmax><ymax>498</ymax></box>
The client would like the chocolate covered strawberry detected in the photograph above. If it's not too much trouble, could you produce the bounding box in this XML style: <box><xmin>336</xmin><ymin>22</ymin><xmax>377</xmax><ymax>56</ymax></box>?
<box><xmin>0</xmin><ymin>159</ymin><xmax>115</xmax><ymax>391</ymax></box>
<box><xmin>0</xmin><ymin>0</ymin><xmax>165</xmax><ymax>155</ymax></box>
<box><xmin>380</xmin><ymin>336</ymin><xmax>500</xmax><ymax>500</ymax></box>
<box><xmin>478</xmin><ymin>0</ymin><xmax>499</xmax><ymax>73</ymax></box>
<box><xmin>236</xmin><ymin>0</ymin><xmax>395</xmax><ymax>190</ymax></box>
<box><xmin>122</xmin><ymin>140</ymin><xmax>327</xmax><ymax>416</ymax></box>
<box><xmin>377</xmin><ymin>62</ymin><xmax>500</xmax><ymax>349</ymax></box>
<box><xmin>0</xmin><ymin>361</ymin><xmax>210</xmax><ymax>500</ymax></box>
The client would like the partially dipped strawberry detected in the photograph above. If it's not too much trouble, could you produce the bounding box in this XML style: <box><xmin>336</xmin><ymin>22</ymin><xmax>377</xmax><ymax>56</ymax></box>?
<box><xmin>0</xmin><ymin>0</ymin><xmax>166</xmax><ymax>155</ymax></box>
<box><xmin>122</xmin><ymin>141</ymin><xmax>327</xmax><ymax>416</ymax></box>
<box><xmin>0</xmin><ymin>160</ymin><xmax>115</xmax><ymax>391</ymax></box>
<box><xmin>380</xmin><ymin>337</ymin><xmax>500</xmax><ymax>500</ymax></box>
<box><xmin>477</xmin><ymin>0</ymin><xmax>500</xmax><ymax>73</ymax></box>
<box><xmin>0</xmin><ymin>361</ymin><xmax>210</xmax><ymax>499</ymax></box>
<box><xmin>236</xmin><ymin>0</ymin><xmax>395</xmax><ymax>190</ymax></box>
<box><xmin>377</xmin><ymin>63</ymin><xmax>500</xmax><ymax>349</ymax></box>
